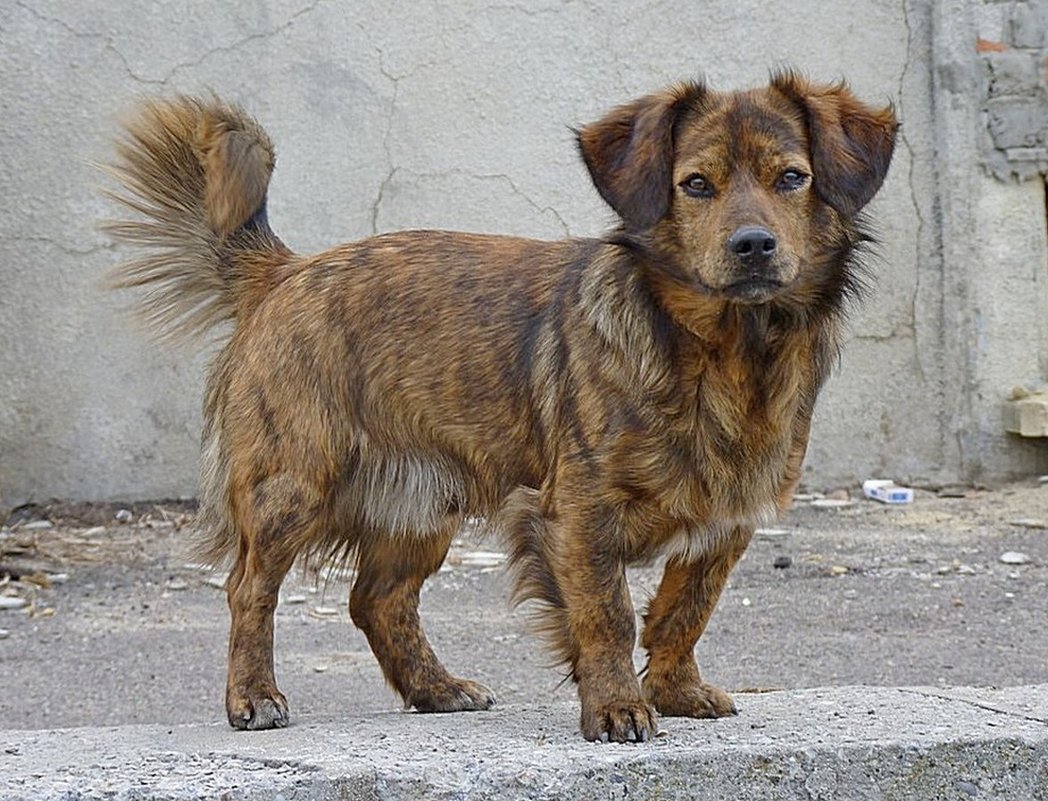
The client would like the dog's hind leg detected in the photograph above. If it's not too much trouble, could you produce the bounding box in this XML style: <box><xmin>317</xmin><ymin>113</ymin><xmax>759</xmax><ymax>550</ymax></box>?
<box><xmin>640</xmin><ymin>526</ymin><xmax>752</xmax><ymax>718</ymax></box>
<box><xmin>223</xmin><ymin>474</ymin><xmax>315</xmax><ymax>730</ymax></box>
<box><xmin>349</xmin><ymin>523</ymin><xmax>496</xmax><ymax>713</ymax></box>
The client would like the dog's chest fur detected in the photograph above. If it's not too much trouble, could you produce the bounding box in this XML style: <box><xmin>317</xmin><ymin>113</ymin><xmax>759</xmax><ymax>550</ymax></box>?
<box><xmin>569</xmin><ymin>261</ymin><xmax>828</xmax><ymax>562</ymax></box>
<box><xmin>618</xmin><ymin>339</ymin><xmax>815</xmax><ymax>562</ymax></box>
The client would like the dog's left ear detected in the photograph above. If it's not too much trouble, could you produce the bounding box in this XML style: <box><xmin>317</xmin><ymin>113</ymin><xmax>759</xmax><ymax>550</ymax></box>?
<box><xmin>773</xmin><ymin>72</ymin><xmax>898</xmax><ymax>217</ymax></box>
<box><xmin>577</xmin><ymin>83</ymin><xmax>703</xmax><ymax>231</ymax></box>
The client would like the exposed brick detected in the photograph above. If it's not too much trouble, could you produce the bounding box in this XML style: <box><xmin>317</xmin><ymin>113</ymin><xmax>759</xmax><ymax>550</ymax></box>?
<box><xmin>1009</xmin><ymin>1</ymin><xmax>1048</xmax><ymax>49</ymax></box>
<box><xmin>985</xmin><ymin>51</ymin><xmax>1041</xmax><ymax>96</ymax></box>
<box><xmin>979</xmin><ymin>0</ymin><xmax>1048</xmax><ymax>177</ymax></box>
<box><xmin>987</xmin><ymin>96</ymin><xmax>1048</xmax><ymax>149</ymax></box>
<box><xmin>977</xmin><ymin>37</ymin><xmax>1008</xmax><ymax>53</ymax></box>
<box><xmin>1005</xmin><ymin>146</ymin><xmax>1048</xmax><ymax>160</ymax></box>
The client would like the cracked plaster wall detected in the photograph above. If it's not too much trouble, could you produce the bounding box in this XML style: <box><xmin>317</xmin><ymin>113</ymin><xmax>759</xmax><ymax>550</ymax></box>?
<box><xmin>0</xmin><ymin>0</ymin><xmax>1045</xmax><ymax>507</ymax></box>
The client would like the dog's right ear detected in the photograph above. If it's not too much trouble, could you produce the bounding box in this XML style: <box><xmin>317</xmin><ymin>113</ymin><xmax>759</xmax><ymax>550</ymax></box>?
<box><xmin>577</xmin><ymin>83</ymin><xmax>703</xmax><ymax>232</ymax></box>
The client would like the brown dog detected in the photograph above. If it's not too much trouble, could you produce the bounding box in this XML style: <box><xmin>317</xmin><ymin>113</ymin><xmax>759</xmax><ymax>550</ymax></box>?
<box><xmin>105</xmin><ymin>72</ymin><xmax>896</xmax><ymax>743</ymax></box>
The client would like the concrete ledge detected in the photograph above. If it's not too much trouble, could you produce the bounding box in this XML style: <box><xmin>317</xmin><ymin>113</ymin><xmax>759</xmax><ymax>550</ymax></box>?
<box><xmin>2</xmin><ymin>686</ymin><xmax>1046</xmax><ymax>800</ymax></box>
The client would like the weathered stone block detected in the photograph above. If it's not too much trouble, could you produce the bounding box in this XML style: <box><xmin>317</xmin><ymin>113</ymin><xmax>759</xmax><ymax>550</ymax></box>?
<box><xmin>1009</xmin><ymin>1</ymin><xmax>1048</xmax><ymax>49</ymax></box>
<box><xmin>1004</xmin><ymin>390</ymin><xmax>1048</xmax><ymax>437</ymax></box>
<box><xmin>985</xmin><ymin>51</ymin><xmax>1040</xmax><ymax>97</ymax></box>
<box><xmin>1005</xmin><ymin>146</ymin><xmax>1048</xmax><ymax>161</ymax></box>
<box><xmin>987</xmin><ymin>96</ymin><xmax>1048</xmax><ymax>148</ymax></box>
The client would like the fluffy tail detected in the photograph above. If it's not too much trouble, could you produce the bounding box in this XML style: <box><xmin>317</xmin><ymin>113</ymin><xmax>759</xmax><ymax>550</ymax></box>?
<box><xmin>503</xmin><ymin>488</ymin><xmax>577</xmax><ymax>677</ymax></box>
<box><xmin>103</xmin><ymin>95</ymin><xmax>292</xmax><ymax>340</ymax></box>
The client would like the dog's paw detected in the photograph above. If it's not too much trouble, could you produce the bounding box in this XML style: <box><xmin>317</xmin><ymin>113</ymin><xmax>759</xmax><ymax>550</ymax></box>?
<box><xmin>227</xmin><ymin>689</ymin><xmax>290</xmax><ymax>730</ymax></box>
<box><xmin>410</xmin><ymin>677</ymin><xmax>497</xmax><ymax>713</ymax></box>
<box><xmin>580</xmin><ymin>698</ymin><xmax>658</xmax><ymax>743</ymax></box>
<box><xmin>644</xmin><ymin>678</ymin><xmax>737</xmax><ymax>719</ymax></box>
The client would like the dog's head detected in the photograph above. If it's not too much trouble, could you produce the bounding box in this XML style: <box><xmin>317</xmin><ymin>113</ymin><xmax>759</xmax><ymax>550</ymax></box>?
<box><xmin>577</xmin><ymin>72</ymin><xmax>897</xmax><ymax>306</ymax></box>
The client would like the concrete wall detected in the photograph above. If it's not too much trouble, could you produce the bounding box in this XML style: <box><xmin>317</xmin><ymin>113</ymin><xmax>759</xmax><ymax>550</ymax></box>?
<box><xmin>1</xmin><ymin>0</ymin><xmax>1046</xmax><ymax>507</ymax></box>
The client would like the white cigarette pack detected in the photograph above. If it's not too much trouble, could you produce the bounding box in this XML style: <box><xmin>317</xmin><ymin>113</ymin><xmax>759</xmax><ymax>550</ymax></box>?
<box><xmin>862</xmin><ymin>479</ymin><xmax>914</xmax><ymax>504</ymax></box>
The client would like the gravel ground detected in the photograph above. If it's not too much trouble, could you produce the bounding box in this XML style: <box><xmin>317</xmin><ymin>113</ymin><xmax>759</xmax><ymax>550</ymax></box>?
<box><xmin>1</xmin><ymin>480</ymin><xmax>1046</xmax><ymax>731</ymax></box>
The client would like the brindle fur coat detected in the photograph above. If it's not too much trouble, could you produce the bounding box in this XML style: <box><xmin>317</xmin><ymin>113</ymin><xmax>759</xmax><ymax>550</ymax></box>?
<box><xmin>106</xmin><ymin>72</ymin><xmax>896</xmax><ymax>742</ymax></box>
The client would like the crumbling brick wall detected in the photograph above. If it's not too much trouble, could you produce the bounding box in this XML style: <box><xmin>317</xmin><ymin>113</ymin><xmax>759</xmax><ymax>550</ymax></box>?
<box><xmin>978</xmin><ymin>0</ymin><xmax>1048</xmax><ymax>179</ymax></box>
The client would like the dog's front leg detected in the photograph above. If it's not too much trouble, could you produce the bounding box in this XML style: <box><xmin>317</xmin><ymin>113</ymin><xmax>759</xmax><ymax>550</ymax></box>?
<box><xmin>554</xmin><ymin>503</ymin><xmax>657</xmax><ymax>743</ymax></box>
<box><xmin>640</xmin><ymin>525</ymin><xmax>752</xmax><ymax>718</ymax></box>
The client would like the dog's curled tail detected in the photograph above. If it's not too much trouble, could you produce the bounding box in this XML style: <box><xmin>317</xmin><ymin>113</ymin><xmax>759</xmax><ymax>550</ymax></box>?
<box><xmin>103</xmin><ymin>95</ymin><xmax>291</xmax><ymax>341</ymax></box>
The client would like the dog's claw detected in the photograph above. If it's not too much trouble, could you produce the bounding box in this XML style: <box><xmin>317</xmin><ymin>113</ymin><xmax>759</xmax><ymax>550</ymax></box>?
<box><xmin>581</xmin><ymin>699</ymin><xmax>658</xmax><ymax>744</ymax></box>
<box><xmin>411</xmin><ymin>678</ymin><xmax>496</xmax><ymax>713</ymax></box>
<box><xmin>644</xmin><ymin>677</ymin><xmax>737</xmax><ymax>719</ymax></box>
<box><xmin>227</xmin><ymin>691</ymin><xmax>289</xmax><ymax>730</ymax></box>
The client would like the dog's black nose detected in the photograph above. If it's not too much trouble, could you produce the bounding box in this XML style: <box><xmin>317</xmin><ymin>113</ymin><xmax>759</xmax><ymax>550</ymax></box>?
<box><xmin>729</xmin><ymin>226</ymin><xmax>777</xmax><ymax>267</ymax></box>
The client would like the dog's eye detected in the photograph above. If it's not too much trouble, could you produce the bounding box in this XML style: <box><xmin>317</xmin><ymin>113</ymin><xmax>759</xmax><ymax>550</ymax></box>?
<box><xmin>680</xmin><ymin>174</ymin><xmax>715</xmax><ymax>199</ymax></box>
<box><xmin>777</xmin><ymin>170</ymin><xmax>809</xmax><ymax>192</ymax></box>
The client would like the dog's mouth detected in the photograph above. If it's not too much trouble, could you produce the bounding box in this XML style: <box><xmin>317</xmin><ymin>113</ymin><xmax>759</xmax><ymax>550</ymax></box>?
<box><xmin>722</xmin><ymin>277</ymin><xmax>787</xmax><ymax>302</ymax></box>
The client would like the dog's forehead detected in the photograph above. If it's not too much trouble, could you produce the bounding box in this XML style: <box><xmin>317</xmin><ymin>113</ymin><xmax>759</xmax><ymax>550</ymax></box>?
<box><xmin>675</xmin><ymin>88</ymin><xmax>809</xmax><ymax>167</ymax></box>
